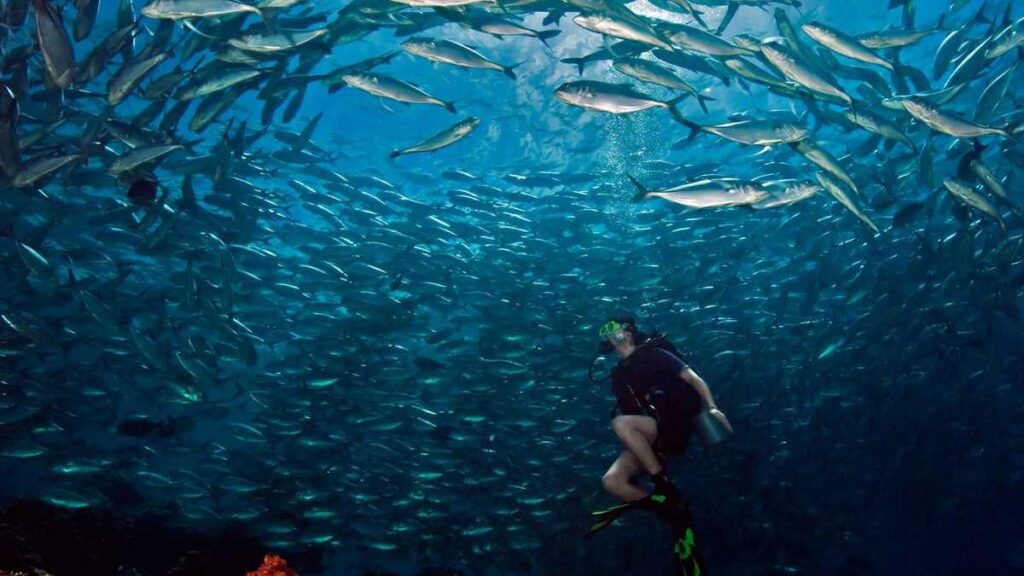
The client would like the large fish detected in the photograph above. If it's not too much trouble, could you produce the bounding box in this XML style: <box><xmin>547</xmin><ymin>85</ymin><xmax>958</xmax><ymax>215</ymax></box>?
<box><xmin>401</xmin><ymin>38</ymin><xmax>518</xmax><ymax>79</ymax></box>
<box><xmin>901</xmin><ymin>97</ymin><xmax>1012</xmax><ymax>139</ymax></box>
<box><xmin>843</xmin><ymin>109</ymin><xmax>917</xmax><ymax>152</ymax></box>
<box><xmin>390</xmin><ymin>116</ymin><xmax>480</xmax><ymax>158</ymax></box>
<box><xmin>942</xmin><ymin>177</ymin><xmax>1007</xmax><ymax>233</ymax></box>
<box><xmin>140</xmin><ymin>0</ymin><xmax>263</xmax><ymax>20</ymax></box>
<box><xmin>751</xmin><ymin>180</ymin><xmax>820</xmax><ymax>209</ymax></box>
<box><xmin>553</xmin><ymin>80</ymin><xmax>686</xmax><ymax>120</ymax></box>
<box><xmin>856</xmin><ymin>18</ymin><xmax>946</xmax><ymax>50</ymax></box>
<box><xmin>0</xmin><ymin>82</ymin><xmax>21</xmax><ymax>177</ymax></box>
<box><xmin>176</xmin><ymin>68</ymin><xmax>267</xmax><ymax>100</ymax></box>
<box><xmin>801</xmin><ymin>22</ymin><xmax>893</xmax><ymax>70</ymax></box>
<box><xmin>228</xmin><ymin>29</ymin><xmax>328</xmax><ymax>53</ymax></box>
<box><xmin>790</xmin><ymin>140</ymin><xmax>860</xmax><ymax>197</ymax></box>
<box><xmin>573</xmin><ymin>13</ymin><xmax>674</xmax><ymax>51</ymax></box>
<box><xmin>815</xmin><ymin>172</ymin><xmax>880</xmax><ymax>235</ymax></box>
<box><xmin>392</xmin><ymin>0</ymin><xmax>494</xmax><ymax>5</ymax></box>
<box><xmin>73</xmin><ymin>0</ymin><xmax>100</xmax><ymax>41</ymax></box>
<box><xmin>107</xmin><ymin>51</ymin><xmax>171</xmax><ymax>105</ymax></box>
<box><xmin>13</xmin><ymin>154</ymin><xmax>84</xmax><ymax>188</ymax></box>
<box><xmin>438</xmin><ymin>7</ymin><xmax>560</xmax><ymax>47</ymax></box>
<box><xmin>340</xmin><ymin>72</ymin><xmax>457</xmax><ymax>113</ymax></box>
<box><xmin>970</xmin><ymin>159</ymin><xmax>1021</xmax><ymax>215</ymax></box>
<box><xmin>629</xmin><ymin>175</ymin><xmax>769</xmax><ymax>208</ymax></box>
<box><xmin>675</xmin><ymin>118</ymin><xmax>810</xmax><ymax>146</ymax></box>
<box><xmin>611</xmin><ymin>58</ymin><xmax>713</xmax><ymax>112</ymax></box>
<box><xmin>760</xmin><ymin>41</ymin><xmax>852</xmax><ymax>105</ymax></box>
<box><xmin>657</xmin><ymin>21</ymin><xmax>751</xmax><ymax>56</ymax></box>
<box><xmin>32</xmin><ymin>0</ymin><xmax>76</xmax><ymax>89</ymax></box>
<box><xmin>986</xmin><ymin>16</ymin><xmax>1024</xmax><ymax>59</ymax></box>
<box><xmin>108</xmin><ymin>144</ymin><xmax>184</xmax><ymax>174</ymax></box>
<box><xmin>561</xmin><ymin>41</ymin><xmax>649</xmax><ymax>76</ymax></box>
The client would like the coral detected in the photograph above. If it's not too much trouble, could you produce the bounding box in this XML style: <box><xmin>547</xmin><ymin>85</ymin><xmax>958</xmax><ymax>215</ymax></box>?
<box><xmin>245</xmin><ymin>555</ymin><xmax>298</xmax><ymax>576</ymax></box>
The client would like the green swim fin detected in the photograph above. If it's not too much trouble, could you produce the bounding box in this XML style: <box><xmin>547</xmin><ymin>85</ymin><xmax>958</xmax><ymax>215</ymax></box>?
<box><xmin>666</xmin><ymin>507</ymin><xmax>707</xmax><ymax>576</ymax></box>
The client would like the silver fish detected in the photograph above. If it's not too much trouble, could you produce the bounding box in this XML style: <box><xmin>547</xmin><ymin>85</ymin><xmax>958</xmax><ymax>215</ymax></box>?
<box><xmin>227</xmin><ymin>29</ymin><xmax>328</xmax><ymax>53</ymax></box>
<box><xmin>791</xmin><ymin>140</ymin><xmax>860</xmax><ymax>197</ymax></box>
<box><xmin>140</xmin><ymin>0</ymin><xmax>262</xmax><ymax>20</ymax></box>
<box><xmin>802</xmin><ymin>22</ymin><xmax>893</xmax><ymax>70</ymax></box>
<box><xmin>13</xmin><ymin>154</ymin><xmax>84</xmax><ymax>188</ymax></box>
<box><xmin>32</xmin><ymin>0</ymin><xmax>76</xmax><ymax>89</ymax></box>
<box><xmin>109</xmin><ymin>144</ymin><xmax>183</xmax><ymax>174</ymax></box>
<box><xmin>402</xmin><ymin>37</ymin><xmax>517</xmax><ymax>79</ymax></box>
<box><xmin>553</xmin><ymin>80</ymin><xmax>686</xmax><ymax>119</ymax></box>
<box><xmin>902</xmin><ymin>97</ymin><xmax>1010</xmax><ymax>139</ymax></box>
<box><xmin>629</xmin><ymin>175</ymin><xmax>769</xmax><ymax>208</ymax></box>
<box><xmin>390</xmin><ymin>116</ymin><xmax>481</xmax><ymax>158</ymax></box>
<box><xmin>815</xmin><ymin>172</ymin><xmax>879</xmax><ymax>235</ymax></box>
<box><xmin>340</xmin><ymin>72</ymin><xmax>456</xmax><ymax>113</ymax></box>
<box><xmin>942</xmin><ymin>177</ymin><xmax>1006</xmax><ymax>233</ymax></box>
<box><xmin>760</xmin><ymin>41</ymin><xmax>852</xmax><ymax>105</ymax></box>
<box><xmin>611</xmin><ymin>58</ymin><xmax>712</xmax><ymax>112</ymax></box>
<box><xmin>573</xmin><ymin>13</ymin><xmax>674</xmax><ymax>51</ymax></box>
<box><xmin>108</xmin><ymin>51</ymin><xmax>171</xmax><ymax>105</ymax></box>
<box><xmin>751</xmin><ymin>180</ymin><xmax>820</xmax><ymax>209</ymax></box>
<box><xmin>677</xmin><ymin>118</ymin><xmax>809</xmax><ymax>146</ymax></box>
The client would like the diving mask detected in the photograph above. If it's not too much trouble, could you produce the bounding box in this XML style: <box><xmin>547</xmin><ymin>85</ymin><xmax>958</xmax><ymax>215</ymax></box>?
<box><xmin>598</xmin><ymin>320</ymin><xmax>629</xmax><ymax>345</ymax></box>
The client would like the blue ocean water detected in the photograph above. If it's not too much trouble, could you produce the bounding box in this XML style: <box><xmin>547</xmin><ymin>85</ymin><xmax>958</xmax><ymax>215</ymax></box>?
<box><xmin>1</xmin><ymin>0</ymin><xmax>1023</xmax><ymax>575</ymax></box>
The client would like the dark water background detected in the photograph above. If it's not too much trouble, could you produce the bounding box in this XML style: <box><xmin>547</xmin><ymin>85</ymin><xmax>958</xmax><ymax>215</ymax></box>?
<box><xmin>2</xmin><ymin>0</ymin><xmax>1023</xmax><ymax>575</ymax></box>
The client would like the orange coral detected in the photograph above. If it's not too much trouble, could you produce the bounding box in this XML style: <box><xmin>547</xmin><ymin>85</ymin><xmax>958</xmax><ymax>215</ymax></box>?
<box><xmin>246</xmin><ymin>554</ymin><xmax>299</xmax><ymax>576</ymax></box>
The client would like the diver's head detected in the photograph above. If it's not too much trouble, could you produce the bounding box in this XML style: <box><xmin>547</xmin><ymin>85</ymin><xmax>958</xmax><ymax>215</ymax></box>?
<box><xmin>598</xmin><ymin>316</ymin><xmax>639</xmax><ymax>358</ymax></box>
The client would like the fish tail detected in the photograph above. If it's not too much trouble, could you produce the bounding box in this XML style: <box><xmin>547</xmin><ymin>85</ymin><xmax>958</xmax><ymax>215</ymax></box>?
<box><xmin>561</xmin><ymin>57</ymin><xmax>586</xmax><ymax>76</ymax></box>
<box><xmin>668</xmin><ymin>104</ymin><xmax>700</xmax><ymax>141</ymax></box>
<box><xmin>445</xmin><ymin>100</ymin><xmax>458</xmax><ymax>114</ymax></box>
<box><xmin>389</xmin><ymin>149</ymin><xmax>402</xmax><ymax>159</ymax></box>
<box><xmin>666</xmin><ymin>94</ymin><xmax>692</xmax><ymax>126</ymax></box>
<box><xmin>256</xmin><ymin>7</ymin><xmax>275</xmax><ymax>34</ymax></box>
<box><xmin>627</xmin><ymin>175</ymin><xmax>650</xmax><ymax>202</ymax></box>
<box><xmin>537</xmin><ymin>29</ymin><xmax>560</xmax><ymax>50</ymax></box>
<box><xmin>695</xmin><ymin>93</ymin><xmax>714</xmax><ymax>114</ymax></box>
<box><xmin>504</xmin><ymin>62</ymin><xmax>523</xmax><ymax>80</ymax></box>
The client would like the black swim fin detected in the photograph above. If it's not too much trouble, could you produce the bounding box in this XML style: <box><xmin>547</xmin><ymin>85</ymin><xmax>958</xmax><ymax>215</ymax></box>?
<box><xmin>584</xmin><ymin>500</ymin><xmax>639</xmax><ymax>538</ymax></box>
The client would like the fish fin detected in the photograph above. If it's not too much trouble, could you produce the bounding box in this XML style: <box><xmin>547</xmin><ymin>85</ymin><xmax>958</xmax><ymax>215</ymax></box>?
<box><xmin>716</xmin><ymin>2</ymin><xmax>739</xmax><ymax>34</ymax></box>
<box><xmin>182</xmin><ymin>19</ymin><xmax>220</xmax><ymax>40</ymax></box>
<box><xmin>537</xmin><ymin>29</ymin><xmax>560</xmax><ymax>50</ymax></box>
<box><xmin>542</xmin><ymin>11</ymin><xmax>562</xmax><ymax>27</ymax></box>
<box><xmin>627</xmin><ymin>175</ymin><xmax>650</xmax><ymax>202</ymax></box>
<box><xmin>665</xmin><ymin>94</ymin><xmax>692</xmax><ymax>126</ymax></box>
<box><xmin>969</xmin><ymin>1</ymin><xmax>990</xmax><ymax>25</ymax></box>
<box><xmin>561</xmin><ymin>57</ymin><xmax>586</xmax><ymax>76</ymax></box>
<box><xmin>753</xmin><ymin>145</ymin><xmax>773</xmax><ymax>156</ymax></box>
<box><xmin>256</xmin><ymin>7</ymin><xmax>275</xmax><ymax>34</ymax></box>
<box><xmin>389</xmin><ymin>149</ymin><xmax>402</xmax><ymax>159</ymax></box>
<box><xmin>504</xmin><ymin>62</ymin><xmax>523</xmax><ymax>80</ymax></box>
<box><xmin>444</xmin><ymin>100</ymin><xmax>458</xmax><ymax>114</ymax></box>
<box><xmin>690</xmin><ymin>8</ymin><xmax>709</xmax><ymax>30</ymax></box>
<box><xmin>695</xmin><ymin>93</ymin><xmax>714</xmax><ymax>114</ymax></box>
<box><xmin>669</xmin><ymin>106</ymin><xmax>700</xmax><ymax>140</ymax></box>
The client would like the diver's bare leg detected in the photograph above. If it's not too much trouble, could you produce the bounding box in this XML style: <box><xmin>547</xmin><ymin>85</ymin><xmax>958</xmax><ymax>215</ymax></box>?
<box><xmin>612</xmin><ymin>415</ymin><xmax>664</xmax><ymax>475</ymax></box>
<box><xmin>601</xmin><ymin>450</ymin><xmax>648</xmax><ymax>502</ymax></box>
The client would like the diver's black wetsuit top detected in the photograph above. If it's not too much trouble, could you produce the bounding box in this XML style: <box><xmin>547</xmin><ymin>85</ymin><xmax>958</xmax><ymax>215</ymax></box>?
<box><xmin>611</xmin><ymin>344</ymin><xmax>703</xmax><ymax>456</ymax></box>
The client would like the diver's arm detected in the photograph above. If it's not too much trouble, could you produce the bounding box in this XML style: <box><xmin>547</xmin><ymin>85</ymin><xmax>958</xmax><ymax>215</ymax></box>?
<box><xmin>679</xmin><ymin>368</ymin><xmax>717</xmax><ymax>410</ymax></box>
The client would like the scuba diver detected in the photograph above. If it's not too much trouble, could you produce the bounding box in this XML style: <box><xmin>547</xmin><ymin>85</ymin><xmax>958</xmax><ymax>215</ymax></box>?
<box><xmin>587</xmin><ymin>316</ymin><xmax>733</xmax><ymax>575</ymax></box>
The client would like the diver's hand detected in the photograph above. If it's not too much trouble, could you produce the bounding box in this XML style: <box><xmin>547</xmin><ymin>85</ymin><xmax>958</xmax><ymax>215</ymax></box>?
<box><xmin>709</xmin><ymin>408</ymin><xmax>733</xmax><ymax>433</ymax></box>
